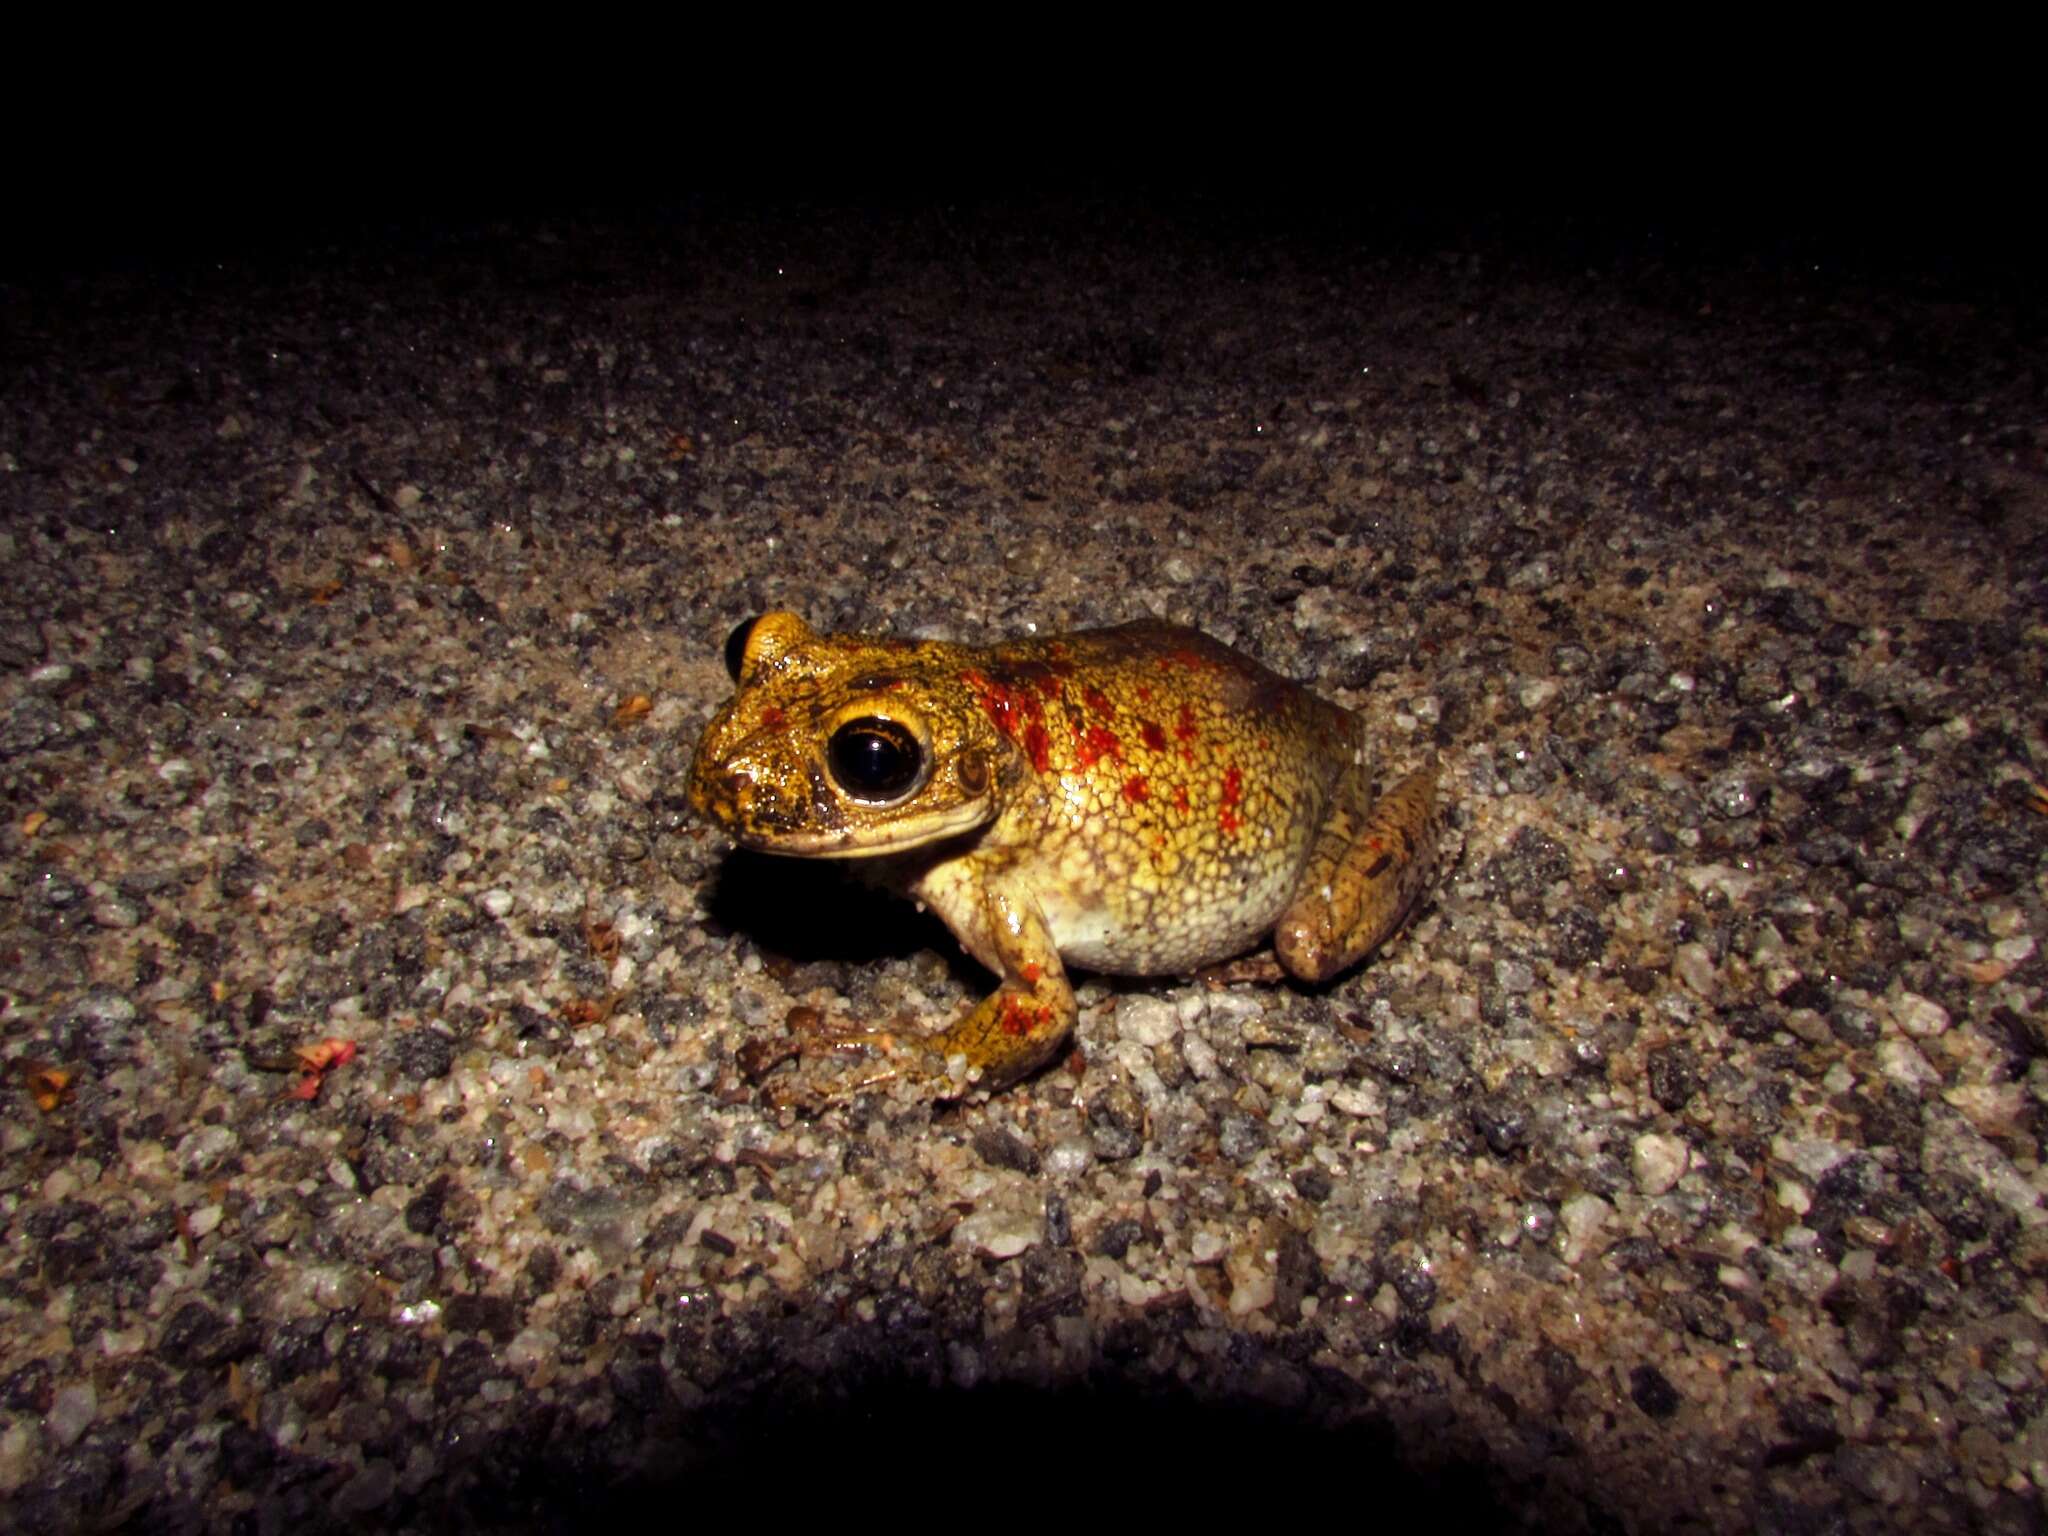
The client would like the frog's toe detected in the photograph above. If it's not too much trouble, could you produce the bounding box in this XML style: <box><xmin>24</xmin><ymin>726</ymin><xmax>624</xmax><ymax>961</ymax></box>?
<box><xmin>743</xmin><ymin>1018</ymin><xmax>970</xmax><ymax>1108</ymax></box>
<box><xmin>735</xmin><ymin>1032</ymin><xmax>804</xmax><ymax>1084</ymax></box>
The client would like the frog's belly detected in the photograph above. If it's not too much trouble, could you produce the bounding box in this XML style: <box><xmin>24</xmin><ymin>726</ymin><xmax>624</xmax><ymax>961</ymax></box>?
<box><xmin>1041</xmin><ymin>858</ymin><xmax>1304</xmax><ymax>977</ymax></box>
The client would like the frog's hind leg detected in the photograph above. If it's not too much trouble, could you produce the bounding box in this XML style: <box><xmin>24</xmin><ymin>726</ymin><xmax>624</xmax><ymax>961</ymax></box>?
<box><xmin>1273</xmin><ymin>759</ymin><xmax>1443</xmax><ymax>985</ymax></box>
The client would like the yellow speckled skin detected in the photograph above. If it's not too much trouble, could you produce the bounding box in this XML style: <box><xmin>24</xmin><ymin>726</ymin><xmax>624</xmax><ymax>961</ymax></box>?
<box><xmin>689</xmin><ymin>612</ymin><xmax>1441</xmax><ymax>1096</ymax></box>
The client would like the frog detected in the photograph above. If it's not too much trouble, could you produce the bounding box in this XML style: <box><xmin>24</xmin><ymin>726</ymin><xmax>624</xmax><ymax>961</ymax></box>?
<box><xmin>687</xmin><ymin>611</ymin><xmax>1444</xmax><ymax>1098</ymax></box>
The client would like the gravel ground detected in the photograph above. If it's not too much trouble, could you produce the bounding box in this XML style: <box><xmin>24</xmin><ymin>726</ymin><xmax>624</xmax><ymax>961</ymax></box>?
<box><xmin>2</xmin><ymin>201</ymin><xmax>2045</xmax><ymax>1533</ymax></box>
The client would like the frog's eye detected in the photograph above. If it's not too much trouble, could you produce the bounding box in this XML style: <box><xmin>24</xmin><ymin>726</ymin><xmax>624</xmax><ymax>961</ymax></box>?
<box><xmin>723</xmin><ymin>616</ymin><xmax>763</xmax><ymax>682</ymax></box>
<box><xmin>828</xmin><ymin>717</ymin><xmax>924</xmax><ymax>802</ymax></box>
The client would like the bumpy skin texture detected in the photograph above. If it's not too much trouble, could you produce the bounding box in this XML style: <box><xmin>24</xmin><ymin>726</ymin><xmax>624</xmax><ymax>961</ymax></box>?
<box><xmin>689</xmin><ymin>612</ymin><xmax>1442</xmax><ymax>1097</ymax></box>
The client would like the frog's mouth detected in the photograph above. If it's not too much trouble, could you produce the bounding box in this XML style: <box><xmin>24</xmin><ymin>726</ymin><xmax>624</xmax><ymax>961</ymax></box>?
<box><xmin>733</xmin><ymin>798</ymin><xmax>995</xmax><ymax>859</ymax></box>
<box><xmin>690</xmin><ymin>761</ymin><xmax>996</xmax><ymax>859</ymax></box>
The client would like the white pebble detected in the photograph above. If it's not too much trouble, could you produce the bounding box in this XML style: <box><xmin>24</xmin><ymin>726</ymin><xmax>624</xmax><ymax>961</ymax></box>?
<box><xmin>177</xmin><ymin>1124</ymin><xmax>238</xmax><ymax>1174</ymax></box>
<box><xmin>505</xmin><ymin>1327</ymin><xmax>559</xmax><ymax>1371</ymax></box>
<box><xmin>1631</xmin><ymin>1133</ymin><xmax>1689</xmax><ymax>1196</ymax></box>
<box><xmin>48</xmin><ymin>1382</ymin><xmax>96</xmax><ymax>1448</ymax></box>
<box><xmin>1328</xmin><ymin>1084</ymin><xmax>1385</xmax><ymax>1119</ymax></box>
<box><xmin>1892</xmin><ymin>991</ymin><xmax>1951</xmax><ymax>1038</ymax></box>
<box><xmin>1224</xmin><ymin>1250</ymin><xmax>1277</xmax><ymax>1315</ymax></box>
<box><xmin>1877</xmin><ymin>1038</ymin><xmax>1941</xmax><ymax>1090</ymax></box>
<box><xmin>1043</xmin><ymin>1136</ymin><xmax>1095</xmax><ymax>1178</ymax></box>
<box><xmin>1673</xmin><ymin>943</ymin><xmax>1718</xmax><ymax>998</ymax></box>
<box><xmin>955</xmin><ymin>1208</ymin><xmax>1041</xmax><ymax>1259</ymax></box>
<box><xmin>40</xmin><ymin>1166</ymin><xmax>80</xmax><ymax>1203</ymax></box>
<box><xmin>1556</xmin><ymin>1194</ymin><xmax>1613</xmax><ymax>1264</ymax></box>
<box><xmin>1116</xmin><ymin>995</ymin><xmax>1179</xmax><ymax>1047</ymax></box>
<box><xmin>99</xmin><ymin>1326</ymin><xmax>147</xmax><ymax>1358</ymax></box>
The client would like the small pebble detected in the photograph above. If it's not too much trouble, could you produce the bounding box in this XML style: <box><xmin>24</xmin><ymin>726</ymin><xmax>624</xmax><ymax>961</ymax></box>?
<box><xmin>1892</xmin><ymin>992</ymin><xmax>1951</xmax><ymax>1039</ymax></box>
<box><xmin>1632</xmin><ymin>1133</ymin><xmax>1689</xmax><ymax>1196</ymax></box>
<box><xmin>47</xmin><ymin>1382</ymin><xmax>96</xmax><ymax>1447</ymax></box>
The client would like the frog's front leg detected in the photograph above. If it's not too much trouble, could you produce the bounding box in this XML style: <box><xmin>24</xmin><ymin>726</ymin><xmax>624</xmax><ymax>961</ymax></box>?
<box><xmin>760</xmin><ymin>868</ymin><xmax>1076</xmax><ymax>1106</ymax></box>
<box><xmin>909</xmin><ymin>869</ymin><xmax>1077</xmax><ymax>1094</ymax></box>
<box><xmin>1273</xmin><ymin>759</ymin><xmax>1442</xmax><ymax>984</ymax></box>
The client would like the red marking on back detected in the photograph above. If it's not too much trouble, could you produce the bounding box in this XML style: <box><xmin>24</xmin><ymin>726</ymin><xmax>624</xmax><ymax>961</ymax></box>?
<box><xmin>1139</xmin><ymin>720</ymin><xmax>1168</xmax><ymax>753</ymax></box>
<box><xmin>1172</xmin><ymin>786</ymin><xmax>1192</xmax><ymax>815</ymax></box>
<box><xmin>1071</xmin><ymin>721</ymin><xmax>1122</xmax><ymax>768</ymax></box>
<box><xmin>1006</xmin><ymin>661</ymin><xmax>1065</xmax><ymax>702</ymax></box>
<box><xmin>1136</xmin><ymin>684</ymin><xmax>1153</xmax><ymax>703</ymax></box>
<box><xmin>1019</xmin><ymin>961</ymin><xmax>1043</xmax><ymax>984</ymax></box>
<box><xmin>963</xmin><ymin>668</ymin><xmax>1045</xmax><ymax>752</ymax></box>
<box><xmin>1218</xmin><ymin>764</ymin><xmax>1244</xmax><ymax>833</ymax></box>
<box><xmin>1024</xmin><ymin>722</ymin><xmax>1052</xmax><ymax>774</ymax></box>
<box><xmin>1122</xmin><ymin>775</ymin><xmax>1148</xmax><ymax>804</ymax></box>
<box><xmin>760</xmin><ymin>704</ymin><xmax>786</xmax><ymax>729</ymax></box>
<box><xmin>1174</xmin><ymin>704</ymin><xmax>1197</xmax><ymax>743</ymax></box>
<box><xmin>1083</xmin><ymin>686</ymin><xmax>1112</xmax><ymax>715</ymax></box>
<box><xmin>960</xmin><ymin>670</ymin><xmax>1011</xmax><ymax>739</ymax></box>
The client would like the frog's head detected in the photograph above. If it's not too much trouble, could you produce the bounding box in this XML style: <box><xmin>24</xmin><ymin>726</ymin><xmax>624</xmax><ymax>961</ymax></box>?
<box><xmin>688</xmin><ymin>613</ymin><xmax>1007</xmax><ymax>858</ymax></box>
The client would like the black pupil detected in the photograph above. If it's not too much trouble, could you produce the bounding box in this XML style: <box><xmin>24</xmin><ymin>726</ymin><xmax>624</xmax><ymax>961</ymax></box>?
<box><xmin>828</xmin><ymin>719</ymin><xmax>921</xmax><ymax>800</ymax></box>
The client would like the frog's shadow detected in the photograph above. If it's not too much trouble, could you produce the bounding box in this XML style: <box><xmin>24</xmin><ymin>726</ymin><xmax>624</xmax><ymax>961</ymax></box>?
<box><xmin>704</xmin><ymin>847</ymin><xmax>1444</xmax><ymax>1001</ymax></box>
<box><xmin>703</xmin><ymin>850</ymin><xmax>985</xmax><ymax>984</ymax></box>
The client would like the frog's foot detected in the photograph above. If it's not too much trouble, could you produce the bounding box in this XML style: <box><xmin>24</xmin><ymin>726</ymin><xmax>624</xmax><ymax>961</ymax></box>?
<box><xmin>1274</xmin><ymin>760</ymin><xmax>1444</xmax><ymax>985</ymax></box>
<box><xmin>748</xmin><ymin>983</ymin><xmax>1077</xmax><ymax>1107</ymax></box>
<box><xmin>737</xmin><ymin>1012</ymin><xmax>916</xmax><ymax>1108</ymax></box>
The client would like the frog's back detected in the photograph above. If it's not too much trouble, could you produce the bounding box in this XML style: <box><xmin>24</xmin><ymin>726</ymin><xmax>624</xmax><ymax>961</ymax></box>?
<box><xmin>961</xmin><ymin>620</ymin><xmax>1359</xmax><ymax>973</ymax></box>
